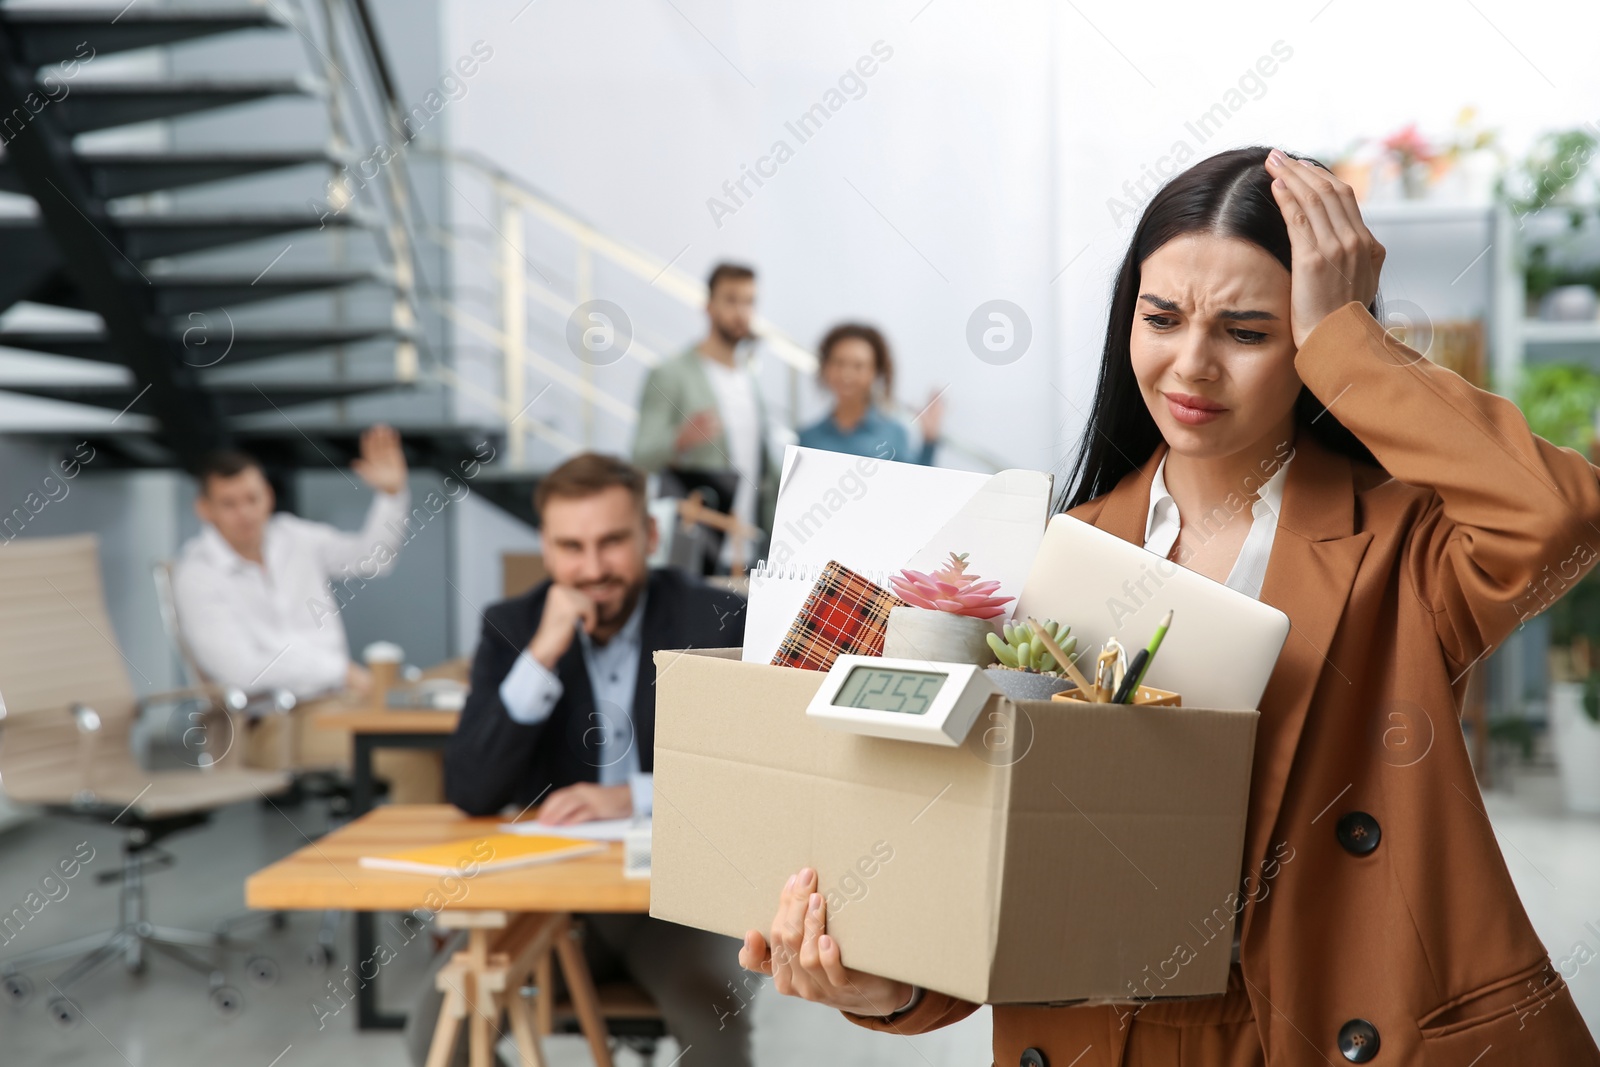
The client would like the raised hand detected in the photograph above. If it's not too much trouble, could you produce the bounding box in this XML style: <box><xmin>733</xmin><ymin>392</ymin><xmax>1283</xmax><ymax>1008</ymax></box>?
<box><xmin>916</xmin><ymin>387</ymin><xmax>945</xmax><ymax>443</ymax></box>
<box><xmin>1264</xmin><ymin>149</ymin><xmax>1386</xmax><ymax>349</ymax></box>
<box><xmin>351</xmin><ymin>424</ymin><xmax>408</xmax><ymax>495</ymax></box>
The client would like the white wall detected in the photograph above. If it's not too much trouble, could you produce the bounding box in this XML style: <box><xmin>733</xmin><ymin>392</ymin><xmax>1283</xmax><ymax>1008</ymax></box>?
<box><xmin>441</xmin><ymin>0</ymin><xmax>1062</xmax><ymax>474</ymax></box>
<box><xmin>442</xmin><ymin>0</ymin><xmax>1600</xmax><ymax>489</ymax></box>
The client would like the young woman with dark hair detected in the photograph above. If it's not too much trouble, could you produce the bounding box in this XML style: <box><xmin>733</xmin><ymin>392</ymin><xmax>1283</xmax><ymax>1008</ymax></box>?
<box><xmin>798</xmin><ymin>322</ymin><xmax>943</xmax><ymax>465</ymax></box>
<box><xmin>739</xmin><ymin>146</ymin><xmax>1600</xmax><ymax>1066</ymax></box>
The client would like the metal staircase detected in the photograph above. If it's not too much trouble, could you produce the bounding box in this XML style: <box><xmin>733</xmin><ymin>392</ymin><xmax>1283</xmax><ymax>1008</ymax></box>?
<box><xmin>0</xmin><ymin>1</ymin><xmax>1002</xmax><ymax>533</ymax></box>
<box><xmin>0</xmin><ymin>0</ymin><xmax>508</xmax><ymax>510</ymax></box>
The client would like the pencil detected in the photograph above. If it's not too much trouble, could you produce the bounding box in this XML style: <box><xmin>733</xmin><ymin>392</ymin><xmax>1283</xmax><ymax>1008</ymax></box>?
<box><xmin>1130</xmin><ymin>609</ymin><xmax>1174</xmax><ymax>693</ymax></box>
<box><xmin>1026</xmin><ymin>617</ymin><xmax>1095</xmax><ymax>699</ymax></box>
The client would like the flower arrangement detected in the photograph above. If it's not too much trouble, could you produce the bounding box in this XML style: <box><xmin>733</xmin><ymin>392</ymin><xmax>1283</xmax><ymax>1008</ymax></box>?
<box><xmin>881</xmin><ymin>552</ymin><xmax>1012</xmax><ymax>666</ymax></box>
<box><xmin>889</xmin><ymin>552</ymin><xmax>1013</xmax><ymax>619</ymax></box>
<box><xmin>1380</xmin><ymin>123</ymin><xmax>1438</xmax><ymax>199</ymax></box>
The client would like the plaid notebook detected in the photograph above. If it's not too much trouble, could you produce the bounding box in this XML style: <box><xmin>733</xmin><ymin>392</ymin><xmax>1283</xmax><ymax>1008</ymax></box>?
<box><xmin>771</xmin><ymin>560</ymin><xmax>905</xmax><ymax>672</ymax></box>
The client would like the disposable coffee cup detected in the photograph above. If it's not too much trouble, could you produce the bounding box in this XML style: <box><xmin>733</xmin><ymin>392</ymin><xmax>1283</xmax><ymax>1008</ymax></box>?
<box><xmin>363</xmin><ymin>641</ymin><xmax>404</xmax><ymax>705</ymax></box>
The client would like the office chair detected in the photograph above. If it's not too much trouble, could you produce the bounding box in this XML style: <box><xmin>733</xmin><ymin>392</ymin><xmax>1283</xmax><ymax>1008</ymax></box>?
<box><xmin>152</xmin><ymin>560</ymin><xmax>347</xmax><ymax>969</ymax></box>
<box><xmin>0</xmin><ymin>535</ymin><xmax>293</xmax><ymax>1026</ymax></box>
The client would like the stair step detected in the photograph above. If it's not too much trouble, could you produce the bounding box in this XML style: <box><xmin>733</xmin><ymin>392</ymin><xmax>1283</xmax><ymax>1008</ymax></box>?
<box><xmin>1</xmin><ymin>7</ymin><xmax>286</xmax><ymax>66</ymax></box>
<box><xmin>0</xmin><ymin>380</ymin><xmax>408</xmax><ymax>417</ymax></box>
<box><xmin>0</xmin><ymin>209</ymin><xmax>375</xmax><ymax>260</ymax></box>
<box><xmin>119</xmin><ymin>208</ymin><xmax>377</xmax><ymax>258</ymax></box>
<box><xmin>147</xmin><ymin>268</ymin><xmax>395</xmax><ymax>314</ymax></box>
<box><xmin>0</xmin><ymin>325</ymin><xmax>408</xmax><ymax>363</ymax></box>
<box><xmin>0</xmin><ymin>149</ymin><xmax>342</xmax><ymax>199</ymax></box>
<box><xmin>232</xmin><ymin>424</ymin><xmax>504</xmax><ymax>471</ymax></box>
<box><xmin>48</xmin><ymin>78</ymin><xmax>319</xmax><ymax>134</ymax></box>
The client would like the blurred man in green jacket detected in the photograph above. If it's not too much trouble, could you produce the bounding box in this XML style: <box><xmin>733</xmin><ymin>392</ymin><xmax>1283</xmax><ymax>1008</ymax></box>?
<box><xmin>632</xmin><ymin>262</ymin><xmax>779</xmax><ymax>561</ymax></box>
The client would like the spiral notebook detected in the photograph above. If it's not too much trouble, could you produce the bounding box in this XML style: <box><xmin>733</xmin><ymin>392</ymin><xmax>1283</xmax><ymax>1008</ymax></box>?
<box><xmin>770</xmin><ymin>561</ymin><xmax>906</xmax><ymax>671</ymax></box>
<box><xmin>742</xmin><ymin>447</ymin><xmax>1053</xmax><ymax>664</ymax></box>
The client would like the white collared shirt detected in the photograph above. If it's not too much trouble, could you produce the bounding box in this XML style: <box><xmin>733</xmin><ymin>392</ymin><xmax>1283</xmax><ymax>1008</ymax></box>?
<box><xmin>171</xmin><ymin>489</ymin><xmax>412</xmax><ymax>698</ymax></box>
<box><xmin>698</xmin><ymin>343</ymin><xmax>763</xmax><ymax>564</ymax></box>
<box><xmin>497</xmin><ymin>591</ymin><xmax>653</xmax><ymax>817</ymax></box>
<box><xmin>1143</xmin><ymin>449</ymin><xmax>1289</xmax><ymax>968</ymax></box>
<box><xmin>1143</xmin><ymin>451</ymin><xmax>1291</xmax><ymax>601</ymax></box>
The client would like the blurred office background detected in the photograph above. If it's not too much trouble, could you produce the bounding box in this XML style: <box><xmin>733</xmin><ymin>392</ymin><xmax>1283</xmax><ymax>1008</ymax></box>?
<box><xmin>1</xmin><ymin>0</ymin><xmax>1598</xmax><ymax>1063</ymax></box>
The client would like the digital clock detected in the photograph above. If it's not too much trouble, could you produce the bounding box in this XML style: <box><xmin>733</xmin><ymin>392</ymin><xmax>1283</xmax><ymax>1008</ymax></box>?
<box><xmin>806</xmin><ymin>655</ymin><xmax>999</xmax><ymax>746</ymax></box>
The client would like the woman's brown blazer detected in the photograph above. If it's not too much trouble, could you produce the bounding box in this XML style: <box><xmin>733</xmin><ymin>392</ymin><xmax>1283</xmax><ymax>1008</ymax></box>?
<box><xmin>846</xmin><ymin>300</ymin><xmax>1600</xmax><ymax>1065</ymax></box>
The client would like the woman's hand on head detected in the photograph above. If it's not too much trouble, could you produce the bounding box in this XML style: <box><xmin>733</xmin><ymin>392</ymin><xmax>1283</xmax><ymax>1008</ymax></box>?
<box><xmin>1265</xmin><ymin>149</ymin><xmax>1386</xmax><ymax>349</ymax></box>
<box><xmin>739</xmin><ymin>867</ymin><xmax>914</xmax><ymax>1017</ymax></box>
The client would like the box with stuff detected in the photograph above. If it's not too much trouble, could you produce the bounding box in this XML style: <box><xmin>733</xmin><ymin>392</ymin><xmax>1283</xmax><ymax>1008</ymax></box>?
<box><xmin>648</xmin><ymin>647</ymin><xmax>1260</xmax><ymax>1005</ymax></box>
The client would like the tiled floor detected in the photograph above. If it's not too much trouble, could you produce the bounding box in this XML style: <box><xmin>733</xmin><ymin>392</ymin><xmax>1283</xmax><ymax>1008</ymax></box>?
<box><xmin>0</xmin><ymin>767</ymin><xmax>1594</xmax><ymax>1066</ymax></box>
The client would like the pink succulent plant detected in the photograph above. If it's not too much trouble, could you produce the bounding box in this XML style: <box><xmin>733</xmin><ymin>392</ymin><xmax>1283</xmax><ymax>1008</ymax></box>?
<box><xmin>889</xmin><ymin>552</ymin><xmax>1014</xmax><ymax>620</ymax></box>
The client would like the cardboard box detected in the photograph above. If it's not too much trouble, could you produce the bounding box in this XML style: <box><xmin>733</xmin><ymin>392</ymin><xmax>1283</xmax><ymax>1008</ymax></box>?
<box><xmin>649</xmin><ymin>648</ymin><xmax>1260</xmax><ymax>1004</ymax></box>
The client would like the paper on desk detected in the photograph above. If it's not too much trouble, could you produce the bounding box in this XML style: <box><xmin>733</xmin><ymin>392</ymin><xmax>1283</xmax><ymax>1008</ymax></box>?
<box><xmin>499</xmin><ymin>818</ymin><xmax>635</xmax><ymax>842</ymax></box>
<box><xmin>741</xmin><ymin>446</ymin><xmax>1053</xmax><ymax>664</ymax></box>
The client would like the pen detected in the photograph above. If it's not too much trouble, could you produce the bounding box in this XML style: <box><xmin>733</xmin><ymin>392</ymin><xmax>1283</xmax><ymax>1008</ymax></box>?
<box><xmin>1112</xmin><ymin>649</ymin><xmax>1148</xmax><ymax>704</ymax></box>
<box><xmin>1130</xmin><ymin>609</ymin><xmax>1173</xmax><ymax>694</ymax></box>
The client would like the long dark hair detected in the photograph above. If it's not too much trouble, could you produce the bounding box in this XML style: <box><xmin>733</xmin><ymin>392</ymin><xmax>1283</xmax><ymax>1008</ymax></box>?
<box><xmin>1060</xmin><ymin>146</ymin><xmax>1381</xmax><ymax>512</ymax></box>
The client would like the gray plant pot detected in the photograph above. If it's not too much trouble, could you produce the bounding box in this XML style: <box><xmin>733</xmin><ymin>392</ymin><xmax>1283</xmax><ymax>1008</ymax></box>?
<box><xmin>881</xmin><ymin>606</ymin><xmax>994</xmax><ymax>665</ymax></box>
<box><xmin>984</xmin><ymin>667</ymin><xmax>1077</xmax><ymax>702</ymax></box>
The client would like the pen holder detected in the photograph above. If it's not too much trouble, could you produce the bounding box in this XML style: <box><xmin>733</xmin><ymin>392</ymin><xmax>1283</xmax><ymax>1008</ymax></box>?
<box><xmin>1052</xmin><ymin>684</ymin><xmax>1182</xmax><ymax>707</ymax></box>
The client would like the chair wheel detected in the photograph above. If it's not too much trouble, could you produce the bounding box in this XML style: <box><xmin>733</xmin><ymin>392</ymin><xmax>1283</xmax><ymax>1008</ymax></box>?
<box><xmin>46</xmin><ymin>995</ymin><xmax>80</xmax><ymax>1029</ymax></box>
<box><xmin>246</xmin><ymin>956</ymin><xmax>279</xmax><ymax>987</ymax></box>
<box><xmin>305</xmin><ymin>943</ymin><xmax>333</xmax><ymax>970</ymax></box>
<box><xmin>209</xmin><ymin>985</ymin><xmax>243</xmax><ymax>1017</ymax></box>
<box><xmin>2</xmin><ymin>974</ymin><xmax>33</xmax><ymax>1006</ymax></box>
<box><xmin>125</xmin><ymin>958</ymin><xmax>146</xmax><ymax>976</ymax></box>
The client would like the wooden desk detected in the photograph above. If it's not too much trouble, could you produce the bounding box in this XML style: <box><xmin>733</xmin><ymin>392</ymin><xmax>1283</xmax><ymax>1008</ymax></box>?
<box><xmin>310</xmin><ymin>707</ymin><xmax>459</xmax><ymax>816</ymax></box>
<box><xmin>248</xmin><ymin>806</ymin><xmax>649</xmax><ymax>1065</ymax></box>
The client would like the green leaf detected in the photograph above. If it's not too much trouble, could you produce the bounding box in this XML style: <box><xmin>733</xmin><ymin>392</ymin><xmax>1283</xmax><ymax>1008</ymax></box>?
<box><xmin>986</xmin><ymin>631</ymin><xmax>1014</xmax><ymax>667</ymax></box>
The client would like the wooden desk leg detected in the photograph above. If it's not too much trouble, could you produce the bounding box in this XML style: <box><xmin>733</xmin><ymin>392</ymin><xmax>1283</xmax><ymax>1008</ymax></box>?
<box><xmin>507</xmin><ymin>988</ymin><xmax>548</xmax><ymax>1067</ymax></box>
<box><xmin>534</xmin><ymin>949</ymin><xmax>553</xmax><ymax>1036</ymax></box>
<box><xmin>552</xmin><ymin>918</ymin><xmax>613</xmax><ymax>1067</ymax></box>
<box><xmin>434</xmin><ymin>912</ymin><xmax>512</xmax><ymax>1067</ymax></box>
<box><xmin>467</xmin><ymin>928</ymin><xmax>496</xmax><ymax>1067</ymax></box>
<box><xmin>425</xmin><ymin>984</ymin><xmax>467</xmax><ymax>1067</ymax></box>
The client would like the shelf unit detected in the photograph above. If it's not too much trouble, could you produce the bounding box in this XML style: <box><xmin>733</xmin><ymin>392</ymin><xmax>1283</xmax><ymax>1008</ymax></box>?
<box><xmin>1491</xmin><ymin>198</ymin><xmax>1600</xmax><ymax>386</ymax></box>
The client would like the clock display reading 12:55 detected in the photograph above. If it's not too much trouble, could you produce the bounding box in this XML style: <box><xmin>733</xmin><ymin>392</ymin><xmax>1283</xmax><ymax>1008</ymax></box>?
<box><xmin>831</xmin><ymin>666</ymin><xmax>949</xmax><ymax>715</ymax></box>
<box><xmin>807</xmin><ymin>655</ymin><xmax>998</xmax><ymax>746</ymax></box>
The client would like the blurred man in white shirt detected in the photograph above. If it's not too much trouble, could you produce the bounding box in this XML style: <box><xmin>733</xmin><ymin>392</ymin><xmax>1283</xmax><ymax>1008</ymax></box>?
<box><xmin>172</xmin><ymin>425</ymin><xmax>411</xmax><ymax>700</ymax></box>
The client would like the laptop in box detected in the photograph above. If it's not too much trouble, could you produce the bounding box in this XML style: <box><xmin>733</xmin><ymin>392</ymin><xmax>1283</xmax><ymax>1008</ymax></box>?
<box><xmin>1013</xmin><ymin>515</ymin><xmax>1291</xmax><ymax>710</ymax></box>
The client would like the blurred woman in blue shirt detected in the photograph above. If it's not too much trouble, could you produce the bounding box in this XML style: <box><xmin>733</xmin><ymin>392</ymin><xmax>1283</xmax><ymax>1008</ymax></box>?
<box><xmin>797</xmin><ymin>323</ymin><xmax>943</xmax><ymax>465</ymax></box>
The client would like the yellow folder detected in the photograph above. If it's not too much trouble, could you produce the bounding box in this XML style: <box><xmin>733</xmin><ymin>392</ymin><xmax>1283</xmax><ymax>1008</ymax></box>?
<box><xmin>358</xmin><ymin>832</ymin><xmax>603</xmax><ymax>876</ymax></box>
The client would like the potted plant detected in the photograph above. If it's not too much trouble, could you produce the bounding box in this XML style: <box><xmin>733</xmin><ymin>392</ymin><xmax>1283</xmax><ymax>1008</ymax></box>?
<box><xmin>984</xmin><ymin>619</ymin><xmax>1080</xmax><ymax>701</ymax></box>
<box><xmin>1499</xmin><ymin>126</ymin><xmax>1599</xmax><ymax>222</ymax></box>
<box><xmin>1519</xmin><ymin>366</ymin><xmax>1600</xmax><ymax>812</ymax></box>
<box><xmin>883</xmin><ymin>552</ymin><xmax>1011</xmax><ymax>666</ymax></box>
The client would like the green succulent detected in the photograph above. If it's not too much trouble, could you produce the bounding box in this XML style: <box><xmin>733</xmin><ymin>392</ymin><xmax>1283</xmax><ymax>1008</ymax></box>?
<box><xmin>986</xmin><ymin>619</ymin><xmax>1076</xmax><ymax>673</ymax></box>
